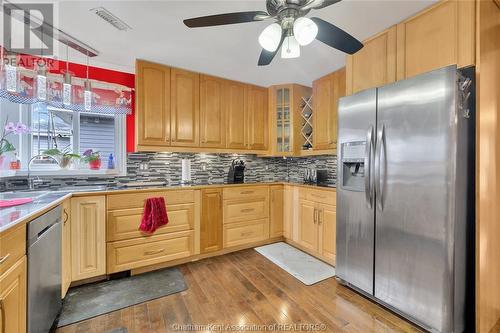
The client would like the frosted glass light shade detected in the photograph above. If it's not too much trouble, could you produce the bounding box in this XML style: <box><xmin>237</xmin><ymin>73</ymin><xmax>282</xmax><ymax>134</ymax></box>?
<box><xmin>258</xmin><ymin>23</ymin><xmax>282</xmax><ymax>52</ymax></box>
<box><xmin>293</xmin><ymin>17</ymin><xmax>318</xmax><ymax>46</ymax></box>
<box><xmin>281</xmin><ymin>36</ymin><xmax>300</xmax><ymax>59</ymax></box>
<box><xmin>36</xmin><ymin>75</ymin><xmax>47</xmax><ymax>101</ymax></box>
<box><xmin>84</xmin><ymin>90</ymin><xmax>92</xmax><ymax>111</ymax></box>
<box><xmin>63</xmin><ymin>83</ymin><xmax>72</xmax><ymax>105</ymax></box>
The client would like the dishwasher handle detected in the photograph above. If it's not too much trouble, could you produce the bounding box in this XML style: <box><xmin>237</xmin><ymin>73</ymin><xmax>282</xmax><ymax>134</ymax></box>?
<box><xmin>28</xmin><ymin>221</ymin><xmax>60</xmax><ymax>248</ymax></box>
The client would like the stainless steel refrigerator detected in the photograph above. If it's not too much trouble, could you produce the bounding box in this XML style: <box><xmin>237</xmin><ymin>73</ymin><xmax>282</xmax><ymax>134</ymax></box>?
<box><xmin>336</xmin><ymin>65</ymin><xmax>475</xmax><ymax>333</ymax></box>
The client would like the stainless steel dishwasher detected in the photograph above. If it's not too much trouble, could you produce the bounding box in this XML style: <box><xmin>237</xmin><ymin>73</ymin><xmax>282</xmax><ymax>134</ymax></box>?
<box><xmin>27</xmin><ymin>205</ymin><xmax>62</xmax><ymax>333</ymax></box>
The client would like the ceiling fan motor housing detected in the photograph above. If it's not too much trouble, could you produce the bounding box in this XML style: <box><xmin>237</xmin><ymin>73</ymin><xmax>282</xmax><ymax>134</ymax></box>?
<box><xmin>267</xmin><ymin>0</ymin><xmax>311</xmax><ymax>18</ymax></box>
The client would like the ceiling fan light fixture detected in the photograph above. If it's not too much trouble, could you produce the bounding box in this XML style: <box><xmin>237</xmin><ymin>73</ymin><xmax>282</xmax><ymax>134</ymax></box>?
<box><xmin>281</xmin><ymin>35</ymin><xmax>300</xmax><ymax>59</ymax></box>
<box><xmin>293</xmin><ymin>17</ymin><xmax>318</xmax><ymax>46</ymax></box>
<box><xmin>258</xmin><ymin>23</ymin><xmax>282</xmax><ymax>52</ymax></box>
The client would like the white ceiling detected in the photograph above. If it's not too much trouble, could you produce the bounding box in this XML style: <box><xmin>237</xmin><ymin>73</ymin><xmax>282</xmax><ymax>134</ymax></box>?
<box><xmin>10</xmin><ymin>0</ymin><xmax>437</xmax><ymax>87</ymax></box>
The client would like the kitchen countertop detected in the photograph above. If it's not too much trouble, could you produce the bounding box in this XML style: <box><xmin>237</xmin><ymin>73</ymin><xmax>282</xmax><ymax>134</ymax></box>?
<box><xmin>0</xmin><ymin>181</ymin><xmax>335</xmax><ymax>234</ymax></box>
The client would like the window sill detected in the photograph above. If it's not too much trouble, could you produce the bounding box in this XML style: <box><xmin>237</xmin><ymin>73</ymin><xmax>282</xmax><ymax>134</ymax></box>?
<box><xmin>0</xmin><ymin>168</ymin><xmax>125</xmax><ymax>178</ymax></box>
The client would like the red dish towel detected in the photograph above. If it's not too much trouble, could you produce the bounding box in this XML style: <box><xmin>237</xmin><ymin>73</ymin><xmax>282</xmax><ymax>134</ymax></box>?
<box><xmin>139</xmin><ymin>197</ymin><xmax>169</xmax><ymax>233</ymax></box>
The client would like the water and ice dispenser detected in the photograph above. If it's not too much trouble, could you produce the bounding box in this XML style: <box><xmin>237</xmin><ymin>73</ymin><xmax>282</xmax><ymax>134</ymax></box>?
<box><xmin>341</xmin><ymin>142</ymin><xmax>366</xmax><ymax>191</ymax></box>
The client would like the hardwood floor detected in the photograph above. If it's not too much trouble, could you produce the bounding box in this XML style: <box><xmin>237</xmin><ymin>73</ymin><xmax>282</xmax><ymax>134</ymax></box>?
<box><xmin>55</xmin><ymin>249</ymin><xmax>422</xmax><ymax>333</ymax></box>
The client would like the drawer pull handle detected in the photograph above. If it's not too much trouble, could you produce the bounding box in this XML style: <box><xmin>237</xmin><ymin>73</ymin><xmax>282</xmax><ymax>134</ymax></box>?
<box><xmin>63</xmin><ymin>210</ymin><xmax>69</xmax><ymax>224</ymax></box>
<box><xmin>241</xmin><ymin>208</ymin><xmax>255</xmax><ymax>213</ymax></box>
<box><xmin>241</xmin><ymin>231</ymin><xmax>253</xmax><ymax>237</ymax></box>
<box><xmin>0</xmin><ymin>254</ymin><xmax>10</xmax><ymax>265</ymax></box>
<box><xmin>241</xmin><ymin>191</ymin><xmax>254</xmax><ymax>194</ymax></box>
<box><xmin>0</xmin><ymin>298</ymin><xmax>5</xmax><ymax>333</ymax></box>
<box><xmin>144</xmin><ymin>249</ymin><xmax>165</xmax><ymax>255</ymax></box>
<box><xmin>311</xmin><ymin>194</ymin><xmax>327</xmax><ymax>199</ymax></box>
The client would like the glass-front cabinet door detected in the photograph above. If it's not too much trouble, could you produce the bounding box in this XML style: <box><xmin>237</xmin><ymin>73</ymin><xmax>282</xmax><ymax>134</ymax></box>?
<box><xmin>275</xmin><ymin>87</ymin><xmax>291</xmax><ymax>153</ymax></box>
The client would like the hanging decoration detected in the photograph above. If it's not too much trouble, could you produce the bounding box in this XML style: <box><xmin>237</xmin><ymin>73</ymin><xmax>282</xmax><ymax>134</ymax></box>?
<box><xmin>0</xmin><ymin>50</ymin><xmax>132</xmax><ymax>115</ymax></box>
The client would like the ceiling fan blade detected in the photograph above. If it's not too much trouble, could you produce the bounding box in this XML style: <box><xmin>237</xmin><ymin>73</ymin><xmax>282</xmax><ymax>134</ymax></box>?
<box><xmin>301</xmin><ymin>0</ymin><xmax>342</xmax><ymax>11</ymax></box>
<box><xmin>184</xmin><ymin>11</ymin><xmax>270</xmax><ymax>28</ymax></box>
<box><xmin>258</xmin><ymin>32</ymin><xmax>286</xmax><ymax>66</ymax></box>
<box><xmin>310</xmin><ymin>17</ymin><xmax>363</xmax><ymax>55</ymax></box>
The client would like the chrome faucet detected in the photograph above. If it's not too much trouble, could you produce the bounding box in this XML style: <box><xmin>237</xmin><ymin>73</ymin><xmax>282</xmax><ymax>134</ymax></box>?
<box><xmin>27</xmin><ymin>155</ymin><xmax>58</xmax><ymax>190</ymax></box>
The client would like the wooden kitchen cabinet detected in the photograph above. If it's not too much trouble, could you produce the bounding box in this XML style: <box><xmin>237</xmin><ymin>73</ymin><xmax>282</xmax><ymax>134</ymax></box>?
<box><xmin>201</xmin><ymin>188</ymin><xmax>223</xmax><ymax>254</ymax></box>
<box><xmin>396</xmin><ymin>0</ymin><xmax>475</xmax><ymax>80</ymax></box>
<box><xmin>171</xmin><ymin>68</ymin><xmax>200</xmax><ymax>147</ymax></box>
<box><xmin>200</xmin><ymin>75</ymin><xmax>226</xmax><ymax>148</ymax></box>
<box><xmin>346</xmin><ymin>26</ymin><xmax>397</xmax><ymax>95</ymax></box>
<box><xmin>225</xmin><ymin>80</ymin><xmax>247</xmax><ymax>150</ymax></box>
<box><xmin>297</xmin><ymin>199</ymin><xmax>318</xmax><ymax>252</ymax></box>
<box><xmin>270</xmin><ymin>185</ymin><xmax>284</xmax><ymax>238</ymax></box>
<box><xmin>312</xmin><ymin>68</ymin><xmax>345</xmax><ymax>151</ymax></box>
<box><xmin>61</xmin><ymin>199</ymin><xmax>71</xmax><ymax>298</ymax></box>
<box><xmin>0</xmin><ymin>256</ymin><xmax>27</xmax><ymax>333</ymax></box>
<box><xmin>135</xmin><ymin>60</ymin><xmax>171</xmax><ymax>147</ymax></box>
<box><xmin>246</xmin><ymin>85</ymin><xmax>269</xmax><ymax>151</ymax></box>
<box><xmin>71</xmin><ymin>196</ymin><xmax>106</xmax><ymax>281</ymax></box>
<box><xmin>318</xmin><ymin>203</ymin><xmax>336</xmax><ymax>264</ymax></box>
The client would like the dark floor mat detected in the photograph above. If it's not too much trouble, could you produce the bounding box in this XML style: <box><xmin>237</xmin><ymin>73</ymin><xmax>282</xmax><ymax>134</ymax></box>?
<box><xmin>57</xmin><ymin>267</ymin><xmax>187</xmax><ymax>327</ymax></box>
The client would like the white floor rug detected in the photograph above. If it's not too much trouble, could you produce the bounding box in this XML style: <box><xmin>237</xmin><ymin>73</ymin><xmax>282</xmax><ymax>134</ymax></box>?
<box><xmin>255</xmin><ymin>242</ymin><xmax>336</xmax><ymax>285</ymax></box>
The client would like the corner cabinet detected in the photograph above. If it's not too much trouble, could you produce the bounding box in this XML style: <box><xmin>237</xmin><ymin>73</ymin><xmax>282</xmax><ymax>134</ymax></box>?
<box><xmin>135</xmin><ymin>60</ymin><xmax>171</xmax><ymax>147</ymax></box>
<box><xmin>170</xmin><ymin>68</ymin><xmax>200</xmax><ymax>147</ymax></box>
<box><xmin>246</xmin><ymin>85</ymin><xmax>269</xmax><ymax>151</ymax></box>
<box><xmin>312</xmin><ymin>68</ymin><xmax>345</xmax><ymax>152</ymax></box>
<box><xmin>71</xmin><ymin>196</ymin><xmax>106</xmax><ymax>282</ymax></box>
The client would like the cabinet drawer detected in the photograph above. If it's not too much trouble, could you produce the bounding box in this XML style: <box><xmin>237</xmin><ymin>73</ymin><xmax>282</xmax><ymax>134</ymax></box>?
<box><xmin>0</xmin><ymin>224</ymin><xmax>26</xmax><ymax>276</ymax></box>
<box><xmin>107</xmin><ymin>203</ymin><xmax>194</xmax><ymax>241</ymax></box>
<box><xmin>107</xmin><ymin>190</ymin><xmax>195</xmax><ymax>210</ymax></box>
<box><xmin>107</xmin><ymin>231</ymin><xmax>194</xmax><ymax>273</ymax></box>
<box><xmin>299</xmin><ymin>189</ymin><xmax>336</xmax><ymax>206</ymax></box>
<box><xmin>223</xmin><ymin>219</ymin><xmax>269</xmax><ymax>248</ymax></box>
<box><xmin>223</xmin><ymin>186</ymin><xmax>268</xmax><ymax>200</ymax></box>
<box><xmin>223</xmin><ymin>198</ymin><xmax>269</xmax><ymax>224</ymax></box>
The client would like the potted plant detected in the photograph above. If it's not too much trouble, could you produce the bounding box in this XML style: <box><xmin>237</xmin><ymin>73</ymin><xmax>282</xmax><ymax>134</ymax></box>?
<box><xmin>43</xmin><ymin>148</ymin><xmax>80</xmax><ymax>169</ymax></box>
<box><xmin>0</xmin><ymin>120</ymin><xmax>30</xmax><ymax>169</ymax></box>
<box><xmin>82</xmin><ymin>149</ymin><xmax>101</xmax><ymax>170</ymax></box>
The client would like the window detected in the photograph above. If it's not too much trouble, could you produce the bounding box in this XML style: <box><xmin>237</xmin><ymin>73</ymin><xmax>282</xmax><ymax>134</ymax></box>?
<box><xmin>0</xmin><ymin>98</ymin><xmax>126</xmax><ymax>176</ymax></box>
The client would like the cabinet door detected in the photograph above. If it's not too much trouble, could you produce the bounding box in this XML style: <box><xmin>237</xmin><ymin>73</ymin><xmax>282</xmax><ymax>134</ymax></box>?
<box><xmin>136</xmin><ymin>60</ymin><xmax>170</xmax><ymax>147</ymax></box>
<box><xmin>297</xmin><ymin>200</ymin><xmax>318</xmax><ymax>252</ymax></box>
<box><xmin>0</xmin><ymin>257</ymin><xmax>26</xmax><ymax>333</ymax></box>
<box><xmin>171</xmin><ymin>68</ymin><xmax>200</xmax><ymax>147</ymax></box>
<box><xmin>313</xmin><ymin>68</ymin><xmax>345</xmax><ymax>151</ymax></box>
<box><xmin>71</xmin><ymin>196</ymin><xmax>106</xmax><ymax>281</ymax></box>
<box><xmin>396</xmin><ymin>0</ymin><xmax>475</xmax><ymax>80</ymax></box>
<box><xmin>201</xmin><ymin>189</ymin><xmax>223</xmax><ymax>254</ymax></box>
<box><xmin>225</xmin><ymin>81</ymin><xmax>247</xmax><ymax>149</ymax></box>
<box><xmin>318</xmin><ymin>204</ymin><xmax>336</xmax><ymax>265</ymax></box>
<box><xmin>200</xmin><ymin>75</ymin><xmax>226</xmax><ymax>148</ymax></box>
<box><xmin>270</xmin><ymin>185</ymin><xmax>284</xmax><ymax>238</ymax></box>
<box><xmin>61</xmin><ymin>199</ymin><xmax>71</xmax><ymax>298</ymax></box>
<box><xmin>346</xmin><ymin>26</ymin><xmax>396</xmax><ymax>95</ymax></box>
<box><xmin>246</xmin><ymin>85</ymin><xmax>269</xmax><ymax>151</ymax></box>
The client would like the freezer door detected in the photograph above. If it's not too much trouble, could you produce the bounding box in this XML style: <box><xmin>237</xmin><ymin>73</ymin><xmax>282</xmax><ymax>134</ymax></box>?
<box><xmin>336</xmin><ymin>89</ymin><xmax>376</xmax><ymax>295</ymax></box>
<box><xmin>374</xmin><ymin>66</ymin><xmax>458</xmax><ymax>332</ymax></box>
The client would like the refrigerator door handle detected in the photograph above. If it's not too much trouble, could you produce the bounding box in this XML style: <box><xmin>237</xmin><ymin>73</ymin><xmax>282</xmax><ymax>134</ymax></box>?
<box><xmin>365</xmin><ymin>126</ymin><xmax>375</xmax><ymax>208</ymax></box>
<box><xmin>375</xmin><ymin>124</ymin><xmax>385</xmax><ymax>211</ymax></box>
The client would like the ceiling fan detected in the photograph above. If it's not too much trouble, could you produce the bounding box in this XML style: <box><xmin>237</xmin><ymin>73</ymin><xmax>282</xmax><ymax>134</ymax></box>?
<box><xmin>183</xmin><ymin>0</ymin><xmax>363</xmax><ymax>66</ymax></box>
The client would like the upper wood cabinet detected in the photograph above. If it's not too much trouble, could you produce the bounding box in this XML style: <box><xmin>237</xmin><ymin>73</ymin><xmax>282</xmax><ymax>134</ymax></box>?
<box><xmin>313</xmin><ymin>68</ymin><xmax>345</xmax><ymax>151</ymax></box>
<box><xmin>200</xmin><ymin>75</ymin><xmax>226</xmax><ymax>148</ymax></box>
<box><xmin>71</xmin><ymin>196</ymin><xmax>106</xmax><ymax>282</ymax></box>
<box><xmin>225</xmin><ymin>80</ymin><xmax>248</xmax><ymax>150</ymax></box>
<box><xmin>396</xmin><ymin>0</ymin><xmax>475</xmax><ymax>80</ymax></box>
<box><xmin>201</xmin><ymin>188</ymin><xmax>223</xmax><ymax>254</ymax></box>
<box><xmin>246</xmin><ymin>85</ymin><xmax>269</xmax><ymax>151</ymax></box>
<box><xmin>0</xmin><ymin>256</ymin><xmax>26</xmax><ymax>333</ymax></box>
<box><xmin>61</xmin><ymin>199</ymin><xmax>71</xmax><ymax>298</ymax></box>
<box><xmin>171</xmin><ymin>68</ymin><xmax>200</xmax><ymax>147</ymax></box>
<box><xmin>346</xmin><ymin>26</ymin><xmax>397</xmax><ymax>95</ymax></box>
<box><xmin>136</xmin><ymin>60</ymin><xmax>171</xmax><ymax>146</ymax></box>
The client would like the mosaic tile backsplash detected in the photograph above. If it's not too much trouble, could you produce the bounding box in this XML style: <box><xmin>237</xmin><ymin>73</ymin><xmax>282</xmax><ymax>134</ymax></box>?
<box><xmin>0</xmin><ymin>152</ymin><xmax>337</xmax><ymax>191</ymax></box>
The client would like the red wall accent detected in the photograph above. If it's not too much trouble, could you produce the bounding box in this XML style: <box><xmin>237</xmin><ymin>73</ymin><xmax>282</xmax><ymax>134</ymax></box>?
<box><xmin>13</xmin><ymin>54</ymin><xmax>136</xmax><ymax>152</ymax></box>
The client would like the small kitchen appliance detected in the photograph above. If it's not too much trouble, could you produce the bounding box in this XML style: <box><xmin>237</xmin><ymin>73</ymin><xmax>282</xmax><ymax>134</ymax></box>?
<box><xmin>228</xmin><ymin>160</ymin><xmax>245</xmax><ymax>183</ymax></box>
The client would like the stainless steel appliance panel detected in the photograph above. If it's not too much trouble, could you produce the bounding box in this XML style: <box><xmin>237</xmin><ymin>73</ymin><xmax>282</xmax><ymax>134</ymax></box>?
<box><xmin>374</xmin><ymin>66</ymin><xmax>458</xmax><ymax>332</ymax></box>
<box><xmin>28</xmin><ymin>206</ymin><xmax>62</xmax><ymax>333</ymax></box>
<box><xmin>336</xmin><ymin>89</ymin><xmax>376</xmax><ymax>295</ymax></box>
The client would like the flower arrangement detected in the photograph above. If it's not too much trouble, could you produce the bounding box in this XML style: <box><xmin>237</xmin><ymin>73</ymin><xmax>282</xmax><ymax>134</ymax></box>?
<box><xmin>43</xmin><ymin>147</ymin><xmax>80</xmax><ymax>169</ymax></box>
<box><xmin>81</xmin><ymin>149</ymin><xmax>101</xmax><ymax>170</ymax></box>
<box><xmin>0</xmin><ymin>119</ymin><xmax>30</xmax><ymax>161</ymax></box>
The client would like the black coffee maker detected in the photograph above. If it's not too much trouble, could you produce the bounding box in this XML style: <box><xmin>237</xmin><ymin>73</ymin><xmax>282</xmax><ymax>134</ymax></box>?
<box><xmin>228</xmin><ymin>160</ymin><xmax>245</xmax><ymax>183</ymax></box>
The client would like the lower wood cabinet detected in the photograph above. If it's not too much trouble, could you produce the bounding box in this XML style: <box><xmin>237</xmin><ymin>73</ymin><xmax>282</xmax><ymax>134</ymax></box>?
<box><xmin>71</xmin><ymin>196</ymin><xmax>106</xmax><ymax>281</ymax></box>
<box><xmin>270</xmin><ymin>185</ymin><xmax>284</xmax><ymax>238</ymax></box>
<box><xmin>0</xmin><ymin>256</ymin><xmax>27</xmax><ymax>333</ymax></box>
<box><xmin>201</xmin><ymin>188</ymin><xmax>223</xmax><ymax>254</ymax></box>
<box><xmin>223</xmin><ymin>219</ymin><xmax>269</xmax><ymax>248</ymax></box>
<box><xmin>61</xmin><ymin>199</ymin><xmax>71</xmax><ymax>298</ymax></box>
<box><xmin>298</xmin><ymin>199</ymin><xmax>318</xmax><ymax>252</ymax></box>
<box><xmin>318</xmin><ymin>204</ymin><xmax>336</xmax><ymax>263</ymax></box>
